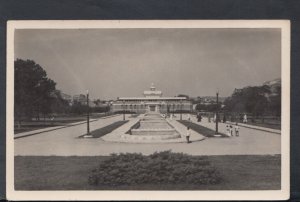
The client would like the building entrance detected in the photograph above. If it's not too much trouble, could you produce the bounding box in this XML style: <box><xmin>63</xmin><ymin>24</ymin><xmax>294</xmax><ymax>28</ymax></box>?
<box><xmin>149</xmin><ymin>105</ymin><xmax>156</xmax><ymax>112</ymax></box>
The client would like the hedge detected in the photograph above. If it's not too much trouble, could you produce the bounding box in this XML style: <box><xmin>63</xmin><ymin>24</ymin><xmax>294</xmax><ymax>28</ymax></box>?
<box><xmin>88</xmin><ymin>151</ymin><xmax>222</xmax><ymax>186</ymax></box>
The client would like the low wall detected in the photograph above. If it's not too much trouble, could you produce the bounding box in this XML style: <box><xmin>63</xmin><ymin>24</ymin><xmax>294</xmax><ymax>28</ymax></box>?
<box><xmin>131</xmin><ymin>128</ymin><xmax>177</xmax><ymax>136</ymax></box>
<box><xmin>139</xmin><ymin>121</ymin><xmax>172</xmax><ymax>129</ymax></box>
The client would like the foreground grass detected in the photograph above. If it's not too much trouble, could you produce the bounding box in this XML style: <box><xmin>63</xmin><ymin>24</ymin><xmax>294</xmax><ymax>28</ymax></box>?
<box><xmin>78</xmin><ymin>120</ymin><xmax>128</xmax><ymax>138</ymax></box>
<box><xmin>179</xmin><ymin>120</ymin><xmax>227</xmax><ymax>137</ymax></box>
<box><xmin>15</xmin><ymin>155</ymin><xmax>280</xmax><ymax>190</ymax></box>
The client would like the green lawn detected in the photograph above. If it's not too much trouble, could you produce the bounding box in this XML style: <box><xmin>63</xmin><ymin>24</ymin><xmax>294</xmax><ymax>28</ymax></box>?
<box><xmin>78</xmin><ymin>120</ymin><xmax>128</xmax><ymax>138</ymax></box>
<box><xmin>242</xmin><ymin>122</ymin><xmax>281</xmax><ymax>130</ymax></box>
<box><xmin>178</xmin><ymin>120</ymin><xmax>227</xmax><ymax>137</ymax></box>
<box><xmin>14</xmin><ymin>155</ymin><xmax>280</xmax><ymax>190</ymax></box>
<box><xmin>14</xmin><ymin>113</ymin><xmax>117</xmax><ymax>134</ymax></box>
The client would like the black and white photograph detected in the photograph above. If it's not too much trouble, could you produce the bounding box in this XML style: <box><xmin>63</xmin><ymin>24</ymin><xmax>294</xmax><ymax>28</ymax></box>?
<box><xmin>6</xmin><ymin>20</ymin><xmax>290</xmax><ymax>200</ymax></box>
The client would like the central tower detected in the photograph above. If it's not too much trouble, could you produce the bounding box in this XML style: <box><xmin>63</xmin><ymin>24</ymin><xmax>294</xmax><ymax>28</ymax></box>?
<box><xmin>143</xmin><ymin>83</ymin><xmax>162</xmax><ymax>98</ymax></box>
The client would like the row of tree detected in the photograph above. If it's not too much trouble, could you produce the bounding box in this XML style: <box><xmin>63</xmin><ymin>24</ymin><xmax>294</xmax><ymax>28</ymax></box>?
<box><xmin>223</xmin><ymin>84</ymin><xmax>281</xmax><ymax>116</ymax></box>
<box><xmin>195</xmin><ymin>83</ymin><xmax>281</xmax><ymax>117</ymax></box>
<box><xmin>14</xmin><ymin>59</ymin><xmax>110</xmax><ymax>124</ymax></box>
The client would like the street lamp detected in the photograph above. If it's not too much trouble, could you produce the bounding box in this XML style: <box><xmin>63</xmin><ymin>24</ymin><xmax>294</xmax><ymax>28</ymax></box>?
<box><xmin>110</xmin><ymin>101</ymin><xmax>113</xmax><ymax>115</ymax></box>
<box><xmin>86</xmin><ymin>90</ymin><xmax>90</xmax><ymax>136</ymax></box>
<box><xmin>122</xmin><ymin>100</ymin><xmax>125</xmax><ymax>121</ymax></box>
<box><xmin>180</xmin><ymin>100</ymin><xmax>183</xmax><ymax>120</ymax></box>
<box><xmin>215</xmin><ymin>91</ymin><xmax>219</xmax><ymax>134</ymax></box>
<box><xmin>172</xmin><ymin>103</ymin><xmax>175</xmax><ymax>116</ymax></box>
<box><xmin>162</xmin><ymin>101</ymin><xmax>166</xmax><ymax>114</ymax></box>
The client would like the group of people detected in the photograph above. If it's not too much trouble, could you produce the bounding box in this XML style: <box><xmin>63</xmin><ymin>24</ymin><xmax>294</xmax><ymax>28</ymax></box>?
<box><xmin>196</xmin><ymin>112</ymin><xmax>202</xmax><ymax>122</ymax></box>
<box><xmin>162</xmin><ymin>113</ymin><xmax>177</xmax><ymax>120</ymax></box>
<box><xmin>226</xmin><ymin>123</ymin><xmax>240</xmax><ymax>137</ymax></box>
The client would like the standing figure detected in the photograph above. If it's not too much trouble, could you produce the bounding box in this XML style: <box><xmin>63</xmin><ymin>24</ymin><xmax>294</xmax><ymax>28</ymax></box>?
<box><xmin>229</xmin><ymin>125</ymin><xmax>233</xmax><ymax>136</ymax></box>
<box><xmin>208</xmin><ymin>114</ymin><xmax>211</xmax><ymax>122</ymax></box>
<box><xmin>197</xmin><ymin>113</ymin><xmax>202</xmax><ymax>122</ymax></box>
<box><xmin>186</xmin><ymin>126</ymin><xmax>191</xmax><ymax>143</ymax></box>
<box><xmin>187</xmin><ymin>114</ymin><xmax>191</xmax><ymax>122</ymax></box>
<box><xmin>170</xmin><ymin>113</ymin><xmax>173</xmax><ymax>120</ymax></box>
<box><xmin>226</xmin><ymin>125</ymin><xmax>231</xmax><ymax>137</ymax></box>
<box><xmin>243</xmin><ymin>113</ymin><xmax>248</xmax><ymax>123</ymax></box>
<box><xmin>213</xmin><ymin>113</ymin><xmax>217</xmax><ymax>123</ymax></box>
<box><xmin>234</xmin><ymin>123</ymin><xmax>239</xmax><ymax>137</ymax></box>
<box><xmin>223</xmin><ymin>114</ymin><xmax>227</xmax><ymax>123</ymax></box>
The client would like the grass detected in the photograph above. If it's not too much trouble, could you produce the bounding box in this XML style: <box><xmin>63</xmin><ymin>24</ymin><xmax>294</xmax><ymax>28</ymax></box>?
<box><xmin>78</xmin><ymin>120</ymin><xmax>128</xmax><ymax>138</ymax></box>
<box><xmin>14</xmin><ymin>154</ymin><xmax>280</xmax><ymax>190</ymax></box>
<box><xmin>14</xmin><ymin>113</ymin><xmax>116</xmax><ymax>134</ymax></box>
<box><xmin>178</xmin><ymin>120</ymin><xmax>227</xmax><ymax>137</ymax></box>
<box><xmin>241</xmin><ymin>122</ymin><xmax>281</xmax><ymax>130</ymax></box>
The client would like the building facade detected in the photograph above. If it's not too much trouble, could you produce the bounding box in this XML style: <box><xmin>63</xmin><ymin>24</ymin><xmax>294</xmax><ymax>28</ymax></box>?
<box><xmin>112</xmin><ymin>83</ymin><xmax>192</xmax><ymax>114</ymax></box>
<box><xmin>73</xmin><ymin>94</ymin><xmax>87</xmax><ymax>105</ymax></box>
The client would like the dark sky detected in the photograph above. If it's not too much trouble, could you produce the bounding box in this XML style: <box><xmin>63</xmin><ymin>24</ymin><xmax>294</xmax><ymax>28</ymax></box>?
<box><xmin>15</xmin><ymin>28</ymin><xmax>281</xmax><ymax>100</ymax></box>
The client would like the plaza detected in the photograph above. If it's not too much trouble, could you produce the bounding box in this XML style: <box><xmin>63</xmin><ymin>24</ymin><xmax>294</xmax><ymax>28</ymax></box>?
<box><xmin>15</xmin><ymin>113</ymin><xmax>281</xmax><ymax>156</ymax></box>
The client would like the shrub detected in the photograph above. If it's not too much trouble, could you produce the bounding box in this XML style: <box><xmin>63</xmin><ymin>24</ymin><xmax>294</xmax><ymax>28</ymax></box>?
<box><xmin>88</xmin><ymin>151</ymin><xmax>222</xmax><ymax>187</ymax></box>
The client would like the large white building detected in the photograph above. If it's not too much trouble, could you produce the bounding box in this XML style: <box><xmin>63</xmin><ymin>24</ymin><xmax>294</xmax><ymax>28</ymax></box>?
<box><xmin>111</xmin><ymin>83</ymin><xmax>192</xmax><ymax>114</ymax></box>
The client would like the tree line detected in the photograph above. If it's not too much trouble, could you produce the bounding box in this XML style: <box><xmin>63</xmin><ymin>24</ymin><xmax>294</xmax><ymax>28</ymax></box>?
<box><xmin>14</xmin><ymin>59</ymin><xmax>110</xmax><ymax>124</ymax></box>
<box><xmin>223</xmin><ymin>84</ymin><xmax>281</xmax><ymax>116</ymax></box>
<box><xmin>195</xmin><ymin>83</ymin><xmax>281</xmax><ymax>117</ymax></box>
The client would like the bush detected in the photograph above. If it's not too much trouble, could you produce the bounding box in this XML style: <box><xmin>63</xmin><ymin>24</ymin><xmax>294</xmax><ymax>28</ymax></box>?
<box><xmin>88</xmin><ymin>151</ymin><xmax>222</xmax><ymax>186</ymax></box>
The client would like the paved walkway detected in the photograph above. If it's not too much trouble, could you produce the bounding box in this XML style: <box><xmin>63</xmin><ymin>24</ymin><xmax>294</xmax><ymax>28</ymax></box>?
<box><xmin>14</xmin><ymin>114</ymin><xmax>281</xmax><ymax>156</ymax></box>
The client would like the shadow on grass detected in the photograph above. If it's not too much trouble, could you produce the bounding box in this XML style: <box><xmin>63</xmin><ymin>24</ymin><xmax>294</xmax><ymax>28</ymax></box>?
<box><xmin>78</xmin><ymin>120</ymin><xmax>128</xmax><ymax>138</ymax></box>
<box><xmin>178</xmin><ymin>120</ymin><xmax>227</xmax><ymax>137</ymax></box>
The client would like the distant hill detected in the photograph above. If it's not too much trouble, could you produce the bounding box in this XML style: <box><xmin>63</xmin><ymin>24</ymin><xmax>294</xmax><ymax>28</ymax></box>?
<box><xmin>263</xmin><ymin>78</ymin><xmax>281</xmax><ymax>96</ymax></box>
<box><xmin>263</xmin><ymin>78</ymin><xmax>281</xmax><ymax>86</ymax></box>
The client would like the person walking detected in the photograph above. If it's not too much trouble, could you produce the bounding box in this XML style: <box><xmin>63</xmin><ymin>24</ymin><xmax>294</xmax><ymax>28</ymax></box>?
<box><xmin>188</xmin><ymin>114</ymin><xmax>191</xmax><ymax>122</ymax></box>
<box><xmin>226</xmin><ymin>125</ymin><xmax>231</xmax><ymax>137</ymax></box>
<box><xmin>186</xmin><ymin>126</ymin><xmax>191</xmax><ymax>143</ymax></box>
<box><xmin>229</xmin><ymin>125</ymin><xmax>233</xmax><ymax>136</ymax></box>
<box><xmin>243</xmin><ymin>113</ymin><xmax>248</xmax><ymax>123</ymax></box>
<box><xmin>234</xmin><ymin>123</ymin><xmax>239</xmax><ymax>136</ymax></box>
<box><xmin>223</xmin><ymin>114</ymin><xmax>226</xmax><ymax>123</ymax></box>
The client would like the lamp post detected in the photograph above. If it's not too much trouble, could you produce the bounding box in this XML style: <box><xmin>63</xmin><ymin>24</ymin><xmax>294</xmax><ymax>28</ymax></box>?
<box><xmin>180</xmin><ymin>100</ymin><xmax>183</xmax><ymax>120</ymax></box>
<box><xmin>172</xmin><ymin>103</ymin><xmax>175</xmax><ymax>116</ymax></box>
<box><xmin>122</xmin><ymin>100</ymin><xmax>125</xmax><ymax>121</ymax></box>
<box><xmin>167</xmin><ymin>103</ymin><xmax>169</xmax><ymax>114</ymax></box>
<box><xmin>110</xmin><ymin>101</ymin><xmax>113</xmax><ymax>115</ymax></box>
<box><xmin>86</xmin><ymin>90</ymin><xmax>90</xmax><ymax>136</ymax></box>
<box><xmin>141</xmin><ymin>101</ymin><xmax>144</xmax><ymax>114</ymax></box>
<box><xmin>215</xmin><ymin>91</ymin><xmax>219</xmax><ymax>134</ymax></box>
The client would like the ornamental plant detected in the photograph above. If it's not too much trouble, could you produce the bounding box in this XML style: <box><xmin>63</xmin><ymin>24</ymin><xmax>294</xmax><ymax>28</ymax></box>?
<box><xmin>88</xmin><ymin>151</ymin><xmax>222</xmax><ymax>186</ymax></box>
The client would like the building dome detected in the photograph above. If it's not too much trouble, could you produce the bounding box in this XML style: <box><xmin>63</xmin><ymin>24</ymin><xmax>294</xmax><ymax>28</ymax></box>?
<box><xmin>144</xmin><ymin>83</ymin><xmax>162</xmax><ymax>98</ymax></box>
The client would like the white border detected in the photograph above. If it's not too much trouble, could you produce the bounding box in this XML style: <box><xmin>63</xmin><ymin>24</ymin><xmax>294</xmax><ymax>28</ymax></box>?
<box><xmin>6</xmin><ymin>20</ymin><xmax>290</xmax><ymax>201</ymax></box>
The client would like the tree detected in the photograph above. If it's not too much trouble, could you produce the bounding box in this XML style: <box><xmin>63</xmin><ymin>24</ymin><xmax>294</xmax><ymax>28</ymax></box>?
<box><xmin>15</xmin><ymin>59</ymin><xmax>57</xmax><ymax>123</ymax></box>
<box><xmin>93</xmin><ymin>99</ymin><xmax>101</xmax><ymax>106</ymax></box>
<box><xmin>268</xmin><ymin>86</ymin><xmax>281</xmax><ymax>116</ymax></box>
<box><xmin>50</xmin><ymin>91</ymin><xmax>71</xmax><ymax>114</ymax></box>
<box><xmin>224</xmin><ymin>85</ymin><xmax>272</xmax><ymax>116</ymax></box>
<box><xmin>196</xmin><ymin>103</ymin><xmax>221</xmax><ymax>112</ymax></box>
